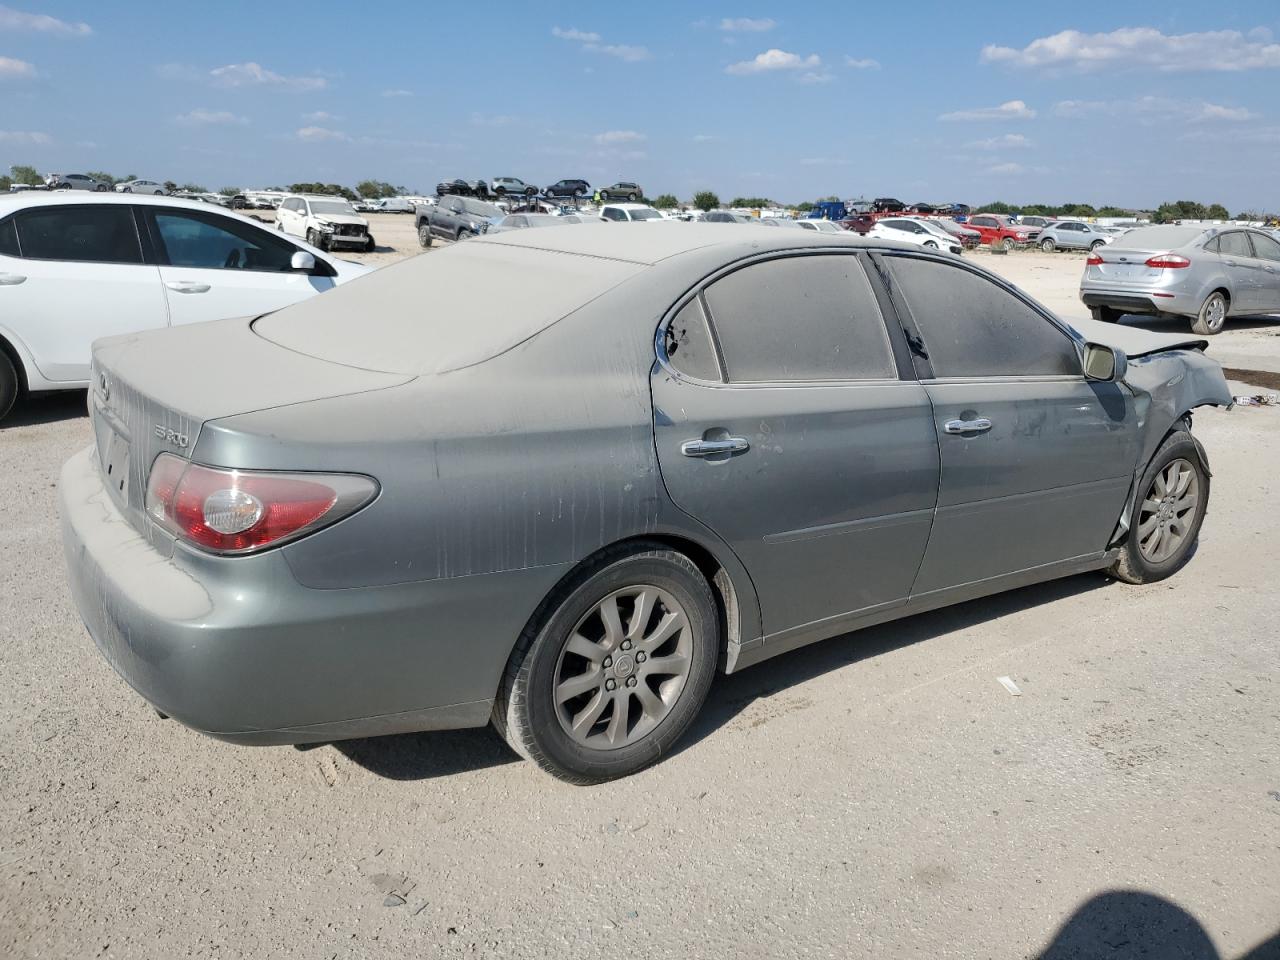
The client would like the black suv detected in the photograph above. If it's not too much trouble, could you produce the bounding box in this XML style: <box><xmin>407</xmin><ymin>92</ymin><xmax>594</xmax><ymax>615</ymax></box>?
<box><xmin>435</xmin><ymin>178</ymin><xmax>473</xmax><ymax>197</ymax></box>
<box><xmin>545</xmin><ymin>179</ymin><xmax>591</xmax><ymax>199</ymax></box>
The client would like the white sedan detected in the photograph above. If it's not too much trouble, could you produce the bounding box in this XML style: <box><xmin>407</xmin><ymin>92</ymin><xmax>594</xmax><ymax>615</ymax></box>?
<box><xmin>0</xmin><ymin>192</ymin><xmax>369</xmax><ymax>421</ymax></box>
<box><xmin>867</xmin><ymin>217</ymin><xmax>963</xmax><ymax>254</ymax></box>
<box><xmin>114</xmin><ymin>180</ymin><xmax>167</xmax><ymax>195</ymax></box>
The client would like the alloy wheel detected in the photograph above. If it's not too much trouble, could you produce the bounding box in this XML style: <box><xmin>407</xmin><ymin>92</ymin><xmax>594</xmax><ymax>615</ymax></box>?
<box><xmin>1136</xmin><ymin>458</ymin><xmax>1199</xmax><ymax>563</ymax></box>
<box><xmin>553</xmin><ymin>585</ymin><xmax>692</xmax><ymax>750</ymax></box>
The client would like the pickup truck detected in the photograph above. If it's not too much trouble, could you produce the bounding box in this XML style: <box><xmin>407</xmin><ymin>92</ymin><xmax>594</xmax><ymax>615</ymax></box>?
<box><xmin>965</xmin><ymin>213</ymin><xmax>1040</xmax><ymax>250</ymax></box>
<box><xmin>416</xmin><ymin>194</ymin><xmax>504</xmax><ymax>246</ymax></box>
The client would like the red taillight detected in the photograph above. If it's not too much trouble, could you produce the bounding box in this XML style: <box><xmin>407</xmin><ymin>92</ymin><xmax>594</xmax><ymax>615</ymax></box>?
<box><xmin>1145</xmin><ymin>254</ymin><xmax>1191</xmax><ymax>269</ymax></box>
<box><xmin>1086</xmin><ymin>254</ymin><xmax>1104</xmax><ymax>265</ymax></box>
<box><xmin>145</xmin><ymin>453</ymin><xmax>377</xmax><ymax>555</ymax></box>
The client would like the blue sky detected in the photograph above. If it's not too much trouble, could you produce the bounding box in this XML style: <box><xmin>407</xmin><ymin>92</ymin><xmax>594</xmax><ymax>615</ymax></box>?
<box><xmin>2</xmin><ymin>1</ymin><xmax>1279</xmax><ymax>210</ymax></box>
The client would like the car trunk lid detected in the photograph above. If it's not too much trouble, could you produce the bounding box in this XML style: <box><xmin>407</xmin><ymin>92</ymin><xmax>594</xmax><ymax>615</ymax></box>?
<box><xmin>89</xmin><ymin>318</ymin><xmax>410</xmax><ymax>534</ymax></box>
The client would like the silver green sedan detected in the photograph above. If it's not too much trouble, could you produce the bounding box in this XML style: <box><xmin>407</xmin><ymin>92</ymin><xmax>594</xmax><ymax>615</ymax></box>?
<box><xmin>60</xmin><ymin>224</ymin><xmax>1231</xmax><ymax>783</ymax></box>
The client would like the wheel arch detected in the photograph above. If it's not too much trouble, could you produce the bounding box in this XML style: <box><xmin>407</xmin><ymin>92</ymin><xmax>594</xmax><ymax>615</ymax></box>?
<box><xmin>0</xmin><ymin>328</ymin><xmax>33</xmax><ymax>397</ymax></box>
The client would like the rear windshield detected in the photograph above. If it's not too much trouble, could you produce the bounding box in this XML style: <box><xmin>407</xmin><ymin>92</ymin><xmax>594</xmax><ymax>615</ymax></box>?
<box><xmin>253</xmin><ymin>242</ymin><xmax>642</xmax><ymax>374</ymax></box>
<box><xmin>1116</xmin><ymin>226</ymin><xmax>1205</xmax><ymax>249</ymax></box>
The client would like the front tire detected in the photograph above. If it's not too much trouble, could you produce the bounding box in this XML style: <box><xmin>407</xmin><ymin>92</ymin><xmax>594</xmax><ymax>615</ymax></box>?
<box><xmin>1040</xmin><ymin>238</ymin><xmax>1056</xmax><ymax>252</ymax></box>
<box><xmin>0</xmin><ymin>350</ymin><xmax>19</xmax><ymax>422</ymax></box>
<box><xmin>123</xmin><ymin>187</ymin><xmax>132</xmax><ymax>194</ymax></box>
<box><xmin>1001</xmin><ymin>237</ymin><xmax>1016</xmax><ymax>251</ymax></box>
<box><xmin>1190</xmin><ymin>290</ymin><xmax>1228</xmax><ymax>336</ymax></box>
<box><xmin>363</xmin><ymin>235</ymin><xmax>376</xmax><ymax>253</ymax></box>
<box><xmin>493</xmin><ymin>542</ymin><xmax>720</xmax><ymax>784</ymax></box>
<box><xmin>1109</xmin><ymin>431</ymin><xmax>1208</xmax><ymax>584</ymax></box>
<box><xmin>923</xmin><ymin>240</ymin><xmax>937</xmax><ymax>249</ymax></box>
<box><xmin>627</xmin><ymin>192</ymin><xmax>638</xmax><ymax>202</ymax></box>
<box><xmin>1090</xmin><ymin>239</ymin><xmax>1105</xmax><ymax>251</ymax></box>
<box><xmin>418</xmin><ymin>224</ymin><xmax>433</xmax><ymax>248</ymax></box>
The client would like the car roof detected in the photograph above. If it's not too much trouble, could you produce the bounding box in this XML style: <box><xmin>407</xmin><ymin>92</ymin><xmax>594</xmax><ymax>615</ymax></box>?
<box><xmin>603</xmin><ymin>202</ymin><xmax>653</xmax><ymax>210</ymax></box>
<box><xmin>0</xmin><ymin>190</ymin><xmax>285</xmax><ymax>226</ymax></box>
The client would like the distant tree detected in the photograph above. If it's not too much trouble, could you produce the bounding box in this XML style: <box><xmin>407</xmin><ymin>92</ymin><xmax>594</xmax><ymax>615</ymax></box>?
<box><xmin>1205</xmin><ymin>203</ymin><xmax>1230</xmax><ymax>220</ymax></box>
<box><xmin>86</xmin><ymin>171</ymin><xmax>118</xmax><ymax>186</ymax></box>
<box><xmin>1096</xmin><ymin>206</ymin><xmax>1131</xmax><ymax>218</ymax></box>
<box><xmin>163</xmin><ymin>180</ymin><xmax>178</xmax><ymax>194</ymax></box>
<box><xmin>730</xmin><ymin>196</ymin><xmax>773</xmax><ymax>208</ymax></box>
<box><xmin>692</xmin><ymin>190</ymin><xmax>720</xmax><ymax>212</ymax></box>
<box><xmin>1019</xmin><ymin>204</ymin><xmax>1059</xmax><ymax>217</ymax></box>
<box><xmin>979</xmin><ymin>201</ymin><xmax>1015</xmax><ymax>215</ymax></box>
<box><xmin>1153</xmin><ymin>200</ymin><xmax>1208</xmax><ymax>223</ymax></box>
<box><xmin>356</xmin><ymin>179</ymin><xmax>398</xmax><ymax>199</ymax></box>
<box><xmin>288</xmin><ymin>182</ymin><xmax>357</xmax><ymax>201</ymax></box>
<box><xmin>794</xmin><ymin>201</ymin><xmax>815</xmax><ymax>213</ymax></box>
<box><xmin>178</xmin><ymin>182</ymin><xmax>207</xmax><ymax>193</ymax></box>
<box><xmin>0</xmin><ymin>174</ymin><xmax>10</xmax><ymax>192</ymax></box>
<box><xmin>652</xmin><ymin>193</ymin><xmax>678</xmax><ymax>209</ymax></box>
<box><xmin>1060</xmin><ymin>203</ymin><xmax>1097</xmax><ymax>217</ymax></box>
<box><xmin>218</xmin><ymin>186</ymin><xmax>242</xmax><ymax>197</ymax></box>
<box><xmin>10</xmin><ymin>164</ymin><xmax>42</xmax><ymax>185</ymax></box>
<box><xmin>820</xmin><ymin>194</ymin><xmax>840</xmax><ymax>202</ymax></box>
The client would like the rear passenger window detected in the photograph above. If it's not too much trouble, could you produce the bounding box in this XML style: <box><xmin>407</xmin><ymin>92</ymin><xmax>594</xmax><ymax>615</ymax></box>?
<box><xmin>15</xmin><ymin>206</ymin><xmax>143</xmax><ymax>264</ymax></box>
<box><xmin>885</xmin><ymin>256</ymin><xmax>1078</xmax><ymax>378</ymax></box>
<box><xmin>1218</xmin><ymin>233</ymin><xmax>1251</xmax><ymax>257</ymax></box>
<box><xmin>0</xmin><ymin>218</ymin><xmax>18</xmax><ymax>257</ymax></box>
<box><xmin>702</xmin><ymin>255</ymin><xmax>896</xmax><ymax>382</ymax></box>
<box><xmin>664</xmin><ymin>298</ymin><xmax>721</xmax><ymax>381</ymax></box>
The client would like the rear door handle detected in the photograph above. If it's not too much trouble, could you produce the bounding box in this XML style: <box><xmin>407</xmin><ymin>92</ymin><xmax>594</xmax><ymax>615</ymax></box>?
<box><xmin>0</xmin><ymin>273</ymin><xmax>27</xmax><ymax>285</ymax></box>
<box><xmin>943</xmin><ymin>418</ymin><xmax>993</xmax><ymax>435</ymax></box>
<box><xmin>681</xmin><ymin>437</ymin><xmax>750</xmax><ymax>457</ymax></box>
<box><xmin>165</xmin><ymin>281</ymin><xmax>211</xmax><ymax>293</ymax></box>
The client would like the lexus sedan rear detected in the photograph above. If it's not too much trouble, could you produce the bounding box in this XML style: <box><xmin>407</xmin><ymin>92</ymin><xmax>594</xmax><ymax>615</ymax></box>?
<box><xmin>62</xmin><ymin>224</ymin><xmax>1231</xmax><ymax>783</ymax></box>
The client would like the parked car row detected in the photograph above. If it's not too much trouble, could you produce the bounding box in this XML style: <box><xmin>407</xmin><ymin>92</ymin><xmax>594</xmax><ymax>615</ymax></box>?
<box><xmin>434</xmin><ymin>177</ymin><xmax>645</xmax><ymax>202</ymax></box>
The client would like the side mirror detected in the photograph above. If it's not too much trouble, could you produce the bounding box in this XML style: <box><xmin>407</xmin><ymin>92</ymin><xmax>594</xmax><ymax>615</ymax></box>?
<box><xmin>1083</xmin><ymin>342</ymin><xmax>1127</xmax><ymax>382</ymax></box>
<box><xmin>290</xmin><ymin>251</ymin><xmax>316</xmax><ymax>272</ymax></box>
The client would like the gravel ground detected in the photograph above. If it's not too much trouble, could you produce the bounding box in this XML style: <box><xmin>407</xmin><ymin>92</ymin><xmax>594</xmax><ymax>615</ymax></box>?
<box><xmin>1</xmin><ymin>238</ymin><xmax>1278</xmax><ymax>959</ymax></box>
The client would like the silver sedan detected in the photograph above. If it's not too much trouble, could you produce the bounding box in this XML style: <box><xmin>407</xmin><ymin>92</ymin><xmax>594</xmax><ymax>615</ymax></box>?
<box><xmin>61</xmin><ymin>224</ymin><xmax>1230</xmax><ymax>783</ymax></box>
<box><xmin>1080</xmin><ymin>225</ymin><xmax>1280</xmax><ymax>333</ymax></box>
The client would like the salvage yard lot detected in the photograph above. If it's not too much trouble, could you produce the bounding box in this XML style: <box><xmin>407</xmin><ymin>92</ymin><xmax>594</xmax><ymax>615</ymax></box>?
<box><xmin>1</xmin><ymin>238</ymin><xmax>1278</xmax><ymax>957</ymax></box>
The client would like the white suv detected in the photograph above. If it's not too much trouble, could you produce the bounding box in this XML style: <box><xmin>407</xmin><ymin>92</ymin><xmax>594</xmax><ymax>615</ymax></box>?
<box><xmin>0</xmin><ymin>193</ymin><xmax>370</xmax><ymax>421</ymax></box>
<box><xmin>599</xmin><ymin>203</ymin><xmax>664</xmax><ymax>222</ymax></box>
<box><xmin>275</xmin><ymin>195</ymin><xmax>374</xmax><ymax>252</ymax></box>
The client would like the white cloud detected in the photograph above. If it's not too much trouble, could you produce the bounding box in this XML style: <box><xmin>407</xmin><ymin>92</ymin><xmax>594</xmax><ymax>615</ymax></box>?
<box><xmin>720</xmin><ymin>17</ymin><xmax>775</xmax><ymax>32</ymax></box>
<box><xmin>726</xmin><ymin>48</ymin><xmax>822</xmax><ymax>75</ymax></box>
<box><xmin>0</xmin><ymin>129</ymin><xmax>50</xmax><ymax>144</ymax></box>
<box><xmin>799</xmin><ymin>70</ymin><xmax>833</xmax><ymax>84</ymax></box>
<box><xmin>295</xmin><ymin>126</ymin><xmax>349</xmax><ymax>142</ymax></box>
<box><xmin>302</xmin><ymin>110</ymin><xmax>339</xmax><ymax>122</ymax></box>
<box><xmin>175</xmin><ymin>108</ymin><xmax>247</xmax><ymax>126</ymax></box>
<box><xmin>594</xmin><ymin>129</ymin><xmax>646</xmax><ymax>145</ymax></box>
<box><xmin>381</xmin><ymin>88</ymin><xmax>412</xmax><ymax>97</ymax></box>
<box><xmin>965</xmin><ymin>133</ymin><xmax>1033</xmax><ymax>150</ymax></box>
<box><xmin>210</xmin><ymin>62</ymin><xmax>326</xmax><ymax>91</ymax></box>
<box><xmin>939</xmin><ymin>99</ymin><xmax>1036</xmax><ymax>121</ymax></box>
<box><xmin>552</xmin><ymin>26</ymin><xmax>601</xmax><ymax>43</ymax></box>
<box><xmin>987</xmin><ymin>162</ymin><xmax>1026</xmax><ymax>175</ymax></box>
<box><xmin>552</xmin><ymin>25</ymin><xmax>650</xmax><ymax>61</ymax></box>
<box><xmin>845</xmin><ymin>56</ymin><xmax>880</xmax><ymax>69</ymax></box>
<box><xmin>981</xmin><ymin>26</ymin><xmax>1280</xmax><ymax>72</ymax></box>
<box><xmin>1054</xmin><ymin>96</ymin><xmax>1255</xmax><ymax>123</ymax></box>
<box><xmin>692</xmin><ymin>133</ymin><xmax>719</xmax><ymax>142</ymax></box>
<box><xmin>0</xmin><ymin>55</ymin><xmax>34</xmax><ymax>77</ymax></box>
<box><xmin>0</xmin><ymin>6</ymin><xmax>90</xmax><ymax>35</ymax></box>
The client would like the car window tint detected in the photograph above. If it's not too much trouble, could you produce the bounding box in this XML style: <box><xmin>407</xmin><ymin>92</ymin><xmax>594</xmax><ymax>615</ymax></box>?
<box><xmin>1203</xmin><ymin>237</ymin><xmax>1221</xmax><ymax>254</ymax></box>
<box><xmin>703</xmin><ymin>255</ymin><xmax>895</xmax><ymax>382</ymax></box>
<box><xmin>15</xmin><ymin>205</ymin><xmax>143</xmax><ymax>263</ymax></box>
<box><xmin>665</xmin><ymin>298</ymin><xmax>721</xmax><ymax>381</ymax></box>
<box><xmin>885</xmin><ymin>256</ymin><xmax>1078</xmax><ymax>378</ymax></box>
<box><xmin>1249</xmin><ymin>232</ymin><xmax>1280</xmax><ymax>262</ymax></box>
<box><xmin>154</xmin><ymin>210</ymin><xmax>298</xmax><ymax>272</ymax></box>
<box><xmin>0</xmin><ymin>217</ymin><xmax>18</xmax><ymax>257</ymax></box>
<box><xmin>1218</xmin><ymin>233</ymin><xmax>1252</xmax><ymax>257</ymax></box>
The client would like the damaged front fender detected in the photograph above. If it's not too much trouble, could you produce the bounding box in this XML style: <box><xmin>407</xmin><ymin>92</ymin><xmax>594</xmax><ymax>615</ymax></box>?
<box><xmin>1108</xmin><ymin>348</ymin><xmax>1233</xmax><ymax>546</ymax></box>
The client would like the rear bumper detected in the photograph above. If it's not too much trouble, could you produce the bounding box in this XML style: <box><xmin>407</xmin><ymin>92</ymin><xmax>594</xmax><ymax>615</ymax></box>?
<box><xmin>58</xmin><ymin>445</ymin><xmax>568</xmax><ymax>745</ymax></box>
<box><xmin>1079</xmin><ymin>287</ymin><xmax>1199</xmax><ymax>318</ymax></box>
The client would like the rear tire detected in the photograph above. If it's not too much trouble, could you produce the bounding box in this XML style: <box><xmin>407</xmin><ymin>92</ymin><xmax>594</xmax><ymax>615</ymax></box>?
<box><xmin>493</xmin><ymin>542</ymin><xmax>720</xmax><ymax>784</ymax></box>
<box><xmin>0</xmin><ymin>351</ymin><xmax>19</xmax><ymax>423</ymax></box>
<box><xmin>418</xmin><ymin>224</ymin><xmax>433</xmax><ymax>248</ymax></box>
<box><xmin>1190</xmin><ymin>290</ymin><xmax>1228</xmax><ymax>336</ymax></box>
<box><xmin>1090</xmin><ymin>305</ymin><xmax>1121</xmax><ymax>323</ymax></box>
<box><xmin>923</xmin><ymin>240</ymin><xmax>938</xmax><ymax>249</ymax></box>
<box><xmin>1040</xmin><ymin>238</ymin><xmax>1055</xmax><ymax>252</ymax></box>
<box><xmin>1108</xmin><ymin>430</ymin><xmax>1208</xmax><ymax>585</ymax></box>
<box><xmin>123</xmin><ymin>187</ymin><xmax>132</xmax><ymax>194</ymax></box>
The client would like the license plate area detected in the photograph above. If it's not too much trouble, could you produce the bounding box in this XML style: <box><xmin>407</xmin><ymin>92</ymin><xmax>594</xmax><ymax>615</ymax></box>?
<box><xmin>98</xmin><ymin>419</ymin><xmax>131</xmax><ymax>507</ymax></box>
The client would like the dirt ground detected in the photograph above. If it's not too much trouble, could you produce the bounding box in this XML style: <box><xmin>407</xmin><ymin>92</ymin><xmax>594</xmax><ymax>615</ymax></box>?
<box><xmin>1</xmin><ymin>231</ymin><xmax>1278</xmax><ymax>959</ymax></box>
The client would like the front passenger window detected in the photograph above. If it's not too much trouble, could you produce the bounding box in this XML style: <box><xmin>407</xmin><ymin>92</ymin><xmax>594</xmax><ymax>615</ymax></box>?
<box><xmin>884</xmin><ymin>256</ymin><xmax>1079</xmax><ymax>378</ymax></box>
<box><xmin>153</xmin><ymin>210</ymin><xmax>301</xmax><ymax>272</ymax></box>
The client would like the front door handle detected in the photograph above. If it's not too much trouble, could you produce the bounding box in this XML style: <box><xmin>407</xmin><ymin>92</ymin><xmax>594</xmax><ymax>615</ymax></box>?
<box><xmin>0</xmin><ymin>273</ymin><xmax>27</xmax><ymax>285</ymax></box>
<box><xmin>681</xmin><ymin>437</ymin><xmax>750</xmax><ymax>457</ymax></box>
<box><xmin>165</xmin><ymin>281</ymin><xmax>212</xmax><ymax>293</ymax></box>
<box><xmin>944</xmin><ymin>418</ymin><xmax>993</xmax><ymax>435</ymax></box>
